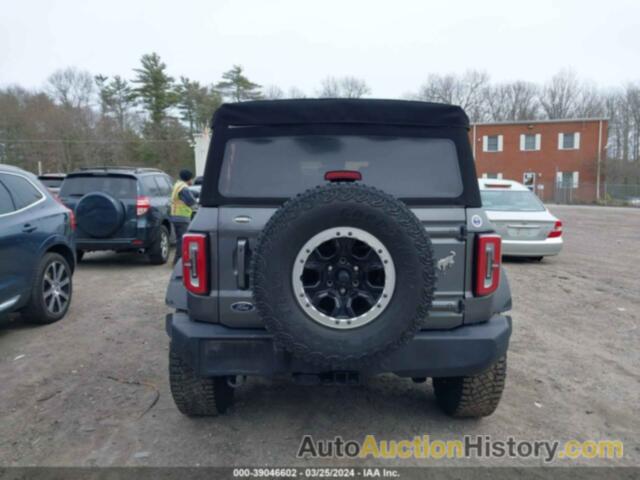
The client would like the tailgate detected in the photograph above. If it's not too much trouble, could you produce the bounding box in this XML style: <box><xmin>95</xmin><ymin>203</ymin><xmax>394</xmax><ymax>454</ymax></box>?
<box><xmin>214</xmin><ymin>206</ymin><xmax>467</xmax><ymax>330</ymax></box>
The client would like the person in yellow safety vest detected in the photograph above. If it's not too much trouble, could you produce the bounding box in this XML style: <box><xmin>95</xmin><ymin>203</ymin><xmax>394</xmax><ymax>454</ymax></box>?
<box><xmin>170</xmin><ymin>169</ymin><xmax>197</xmax><ymax>265</ymax></box>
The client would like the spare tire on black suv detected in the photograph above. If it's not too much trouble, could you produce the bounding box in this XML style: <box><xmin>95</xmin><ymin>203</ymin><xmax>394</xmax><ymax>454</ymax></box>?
<box><xmin>251</xmin><ymin>182</ymin><xmax>436</xmax><ymax>368</ymax></box>
<box><xmin>75</xmin><ymin>192</ymin><xmax>125</xmax><ymax>238</ymax></box>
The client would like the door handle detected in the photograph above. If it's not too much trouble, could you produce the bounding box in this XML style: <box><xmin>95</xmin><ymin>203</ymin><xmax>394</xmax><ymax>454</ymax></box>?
<box><xmin>22</xmin><ymin>224</ymin><xmax>37</xmax><ymax>233</ymax></box>
<box><xmin>236</xmin><ymin>238</ymin><xmax>249</xmax><ymax>289</ymax></box>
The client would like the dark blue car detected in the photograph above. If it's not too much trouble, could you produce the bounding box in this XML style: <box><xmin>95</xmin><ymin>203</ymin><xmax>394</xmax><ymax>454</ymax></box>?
<box><xmin>0</xmin><ymin>165</ymin><xmax>76</xmax><ymax>324</ymax></box>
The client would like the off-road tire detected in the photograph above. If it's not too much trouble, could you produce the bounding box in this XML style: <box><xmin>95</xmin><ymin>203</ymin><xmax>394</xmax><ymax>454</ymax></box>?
<box><xmin>433</xmin><ymin>356</ymin><xmax>507</xmax><ymax>418</ymax></box>
<box><xmin>148</xmin><ymin>225</ymin><xmax>170</xmax><ymax>265</ymax></box>
<box><xmin>169</xmin><ymin>345</ymin><xmax>234</xmax><ymax>416</ymax></box>
<box><xmin>22</xmin><ymin>252</ymin><xmax>73</xmax><ymax>324</ymax></box>
<box><xmin>251</xmin><ymin>183</ymin><xmax>436</xmax><ymax>369</ymax></box>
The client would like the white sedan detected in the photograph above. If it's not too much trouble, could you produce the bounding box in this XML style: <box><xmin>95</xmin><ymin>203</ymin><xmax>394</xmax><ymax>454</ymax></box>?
<box><xmin>479</xmin><ymin>179</ymin><xmax>563</xmax><ymax>259</ymax></box>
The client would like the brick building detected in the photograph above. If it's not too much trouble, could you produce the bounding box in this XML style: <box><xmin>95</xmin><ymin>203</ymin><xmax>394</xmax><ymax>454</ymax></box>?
<box><xmin>470</xmin><ymin>118</ymin><xmax>608</xmax><ymax>203</ymax></box>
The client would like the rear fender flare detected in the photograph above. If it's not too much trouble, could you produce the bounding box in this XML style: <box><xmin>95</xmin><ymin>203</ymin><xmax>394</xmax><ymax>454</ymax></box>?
<box><xmin>492</xmin><ymin>267</ymin><xmax>512</xmax><ymax>313</ymax></box>
<box><xmin>166</xmin><ymin>261</ymin><xmax>188</xmax><ymax>311</ymax></box>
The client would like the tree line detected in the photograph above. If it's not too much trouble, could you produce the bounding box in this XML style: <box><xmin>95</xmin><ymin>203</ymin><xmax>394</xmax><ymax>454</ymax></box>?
<box><xmin>0</xmin><ymin>52</ymin><xmax>638</xmax><ymax>182</ymax></box>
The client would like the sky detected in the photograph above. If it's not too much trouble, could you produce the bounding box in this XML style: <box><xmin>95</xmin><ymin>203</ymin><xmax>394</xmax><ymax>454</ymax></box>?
<box><xmin>1</xmin><ymin>0</ymin><xmax>639</xmax><ymax>98</ymax></box>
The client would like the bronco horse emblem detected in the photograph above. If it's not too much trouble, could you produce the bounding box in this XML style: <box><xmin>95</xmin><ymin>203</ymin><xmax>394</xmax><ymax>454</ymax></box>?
<box><xmin>437</xmin><ymin>250</ymin><xmax>456</xmax><ymax>272</ymax></box>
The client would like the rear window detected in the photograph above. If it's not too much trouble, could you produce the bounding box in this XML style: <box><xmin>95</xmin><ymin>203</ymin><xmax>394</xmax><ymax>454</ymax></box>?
<box><xmin>39</xmin><ymin>177</ymin><xmax>64</xmax><ymax>188</ymax></box>
<box><xmin>481</xmin><ymin>189</ymin><xmax>545</xmax><ymax>212</ymax></box>
<box><xmin>218</xmin><ymin>135</ymin><xmax>463</xmax><ymax>198</ymax></box>
<box><xmin>60</xmin><ymin>175</ymin><xmax>138</xmax><ymax>198</ymax></box>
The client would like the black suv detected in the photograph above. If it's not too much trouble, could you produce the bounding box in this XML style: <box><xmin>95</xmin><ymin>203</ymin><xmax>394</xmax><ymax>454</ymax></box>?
<box><xmin>59</xmin><ymin>167</ymin><xmax>173</xmax><ymax>264</ymax></box>
<box><xmin>166</xmin><ymin>99</ymin><xmax>512</xmax><ymax>418</ymax></box>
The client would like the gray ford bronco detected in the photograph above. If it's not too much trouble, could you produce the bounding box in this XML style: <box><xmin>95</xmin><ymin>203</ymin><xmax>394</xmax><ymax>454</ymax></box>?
<box><xmin>165</xmin><ymin>99</ymin><xmax>512</xmax><ymax>418</ymax></box>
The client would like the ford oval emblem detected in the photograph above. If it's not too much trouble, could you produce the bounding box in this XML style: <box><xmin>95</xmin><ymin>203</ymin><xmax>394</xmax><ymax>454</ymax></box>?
<box><xmin>231</xmin><ymin>301</ymin><xmax>255</xmax><ymax>312</ymax></box>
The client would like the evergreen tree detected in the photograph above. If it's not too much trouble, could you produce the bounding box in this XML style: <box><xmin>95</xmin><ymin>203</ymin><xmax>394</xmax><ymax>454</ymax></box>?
<box><xmin>133</xmin><ymin>53</ymin><xmax>178</xmax><ymax>134</ymax></box>
<box><xmin>216</xmin><ymin>65</ymin><xmax>262</xmax><ymax>102</ymax></box>
<box><xmin>177</xmin><ymin>77</ymin><xmax>222</xmax><ymax>134</ymax></box>
<box><xmin>96</xmin><ymin>75</ymin><xmax>136</xmax><ymax>130</ymax></box>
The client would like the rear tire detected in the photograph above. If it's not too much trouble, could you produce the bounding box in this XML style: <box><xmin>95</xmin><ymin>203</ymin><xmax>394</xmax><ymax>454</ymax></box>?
<box><xmin>148</xmin><ymin>226</ymin><xmax>170</xmax><ymax>265</ymax></box>
<box><xmin>22</xmin><ymin>253</ymin><xmax>73</xmax><ymax>325</ymax></box>
<box><xmin>433</xmin><ymin>356</ymin><xmax>507</xmax><ymax>418</ymax></box>
<box><xmin>169</xmin><ymin>345</ymin><xmax>235</xmax><ymax>416</ymax></box>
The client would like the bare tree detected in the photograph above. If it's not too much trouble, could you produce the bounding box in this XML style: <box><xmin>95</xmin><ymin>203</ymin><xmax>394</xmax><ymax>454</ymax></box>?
<box><xmin>47</xmin><ymin>67</ymin><xmax>94</xmax><ymax>109</ymax></box>
<box><xmin>318</xmin><ymin>77</ymin><xmax>341</xmax><ymax>97</ymax></box>
<box><xmin>287</xmin><ymin>86</ymin><xmax>307</xmax><ymax>98</ymax></box>
<box><xmin>484</xmin><ymin>81</ymin><xmax>539</xmax><ymax>121</ymax></box>
<box><xmin>318</xmin><ymin>76</ymin><xmax>371</xmax><ymax>98</ymax></box>
<box><xmin>263</xmin><ymin>85</ymin><xmax>285</xmax><ymax>99</ymax></box>
<box><xmin>627</xmin><ymin>84</ymin><xmax>640</xmax><ymax>163</ymax></box>
<box><xmin>601</xmin><ymin>84</ymin><xmax>640</xmax><ymax>173</ymax></box>
<box><xmin>539</xmin><ymin>70</ymin><xmax>580</xmax><ymax>119</ymax></box>
<box><xmin>414</xmin><ymin>70</ymin><xmax>489</xmax><ymax>122</ymax></box>
<box><xmin>339</xmin><ymin>77</ymin><xmax>371</xmax><ymax>98</ymax></box>
<box><xmin>573</xmin><ymin>82</ymin><xmax>605</xmax><ymax>118</ymax></box>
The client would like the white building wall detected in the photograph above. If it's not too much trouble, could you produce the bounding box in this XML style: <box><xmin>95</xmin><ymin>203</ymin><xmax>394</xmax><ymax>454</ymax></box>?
<box><xmin>193</xmin><ymin>128</ymin><xmax>211</xmax><ymax>177</ymax></box>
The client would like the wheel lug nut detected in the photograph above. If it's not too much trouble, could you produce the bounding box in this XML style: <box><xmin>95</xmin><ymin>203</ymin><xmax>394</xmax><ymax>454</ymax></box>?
<box><xmin>353</xmin><ymin>266</ymin><xmax>359</xmax><ymax>271</ymax></box>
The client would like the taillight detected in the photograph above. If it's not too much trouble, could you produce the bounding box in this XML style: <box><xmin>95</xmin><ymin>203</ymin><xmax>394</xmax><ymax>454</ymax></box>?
<box><xmin>136</xmin><ymin>196</ymin><xmax>151</xmax><ymax>216</ymax></box>
<box><xmin>182</xmin><ymin>233</ymin><xmax>208</xmax><ymax>295</ymax></box>
<box><xmin>53</xmin><ymin>195</ymin><xmax>75</xmax><ymax>231</ymax></box>
<box><xmin>324</xmin><ymin>170</ymin><xmax>362</xmax><ymax>182</ymax></box>
<box><xmin>68</xmin><ymin>209</ymin><xmax>76</xmax><ymax>231</ymax></box>
<box><xmin>548</xmin><ymin>220</ymin><xmax>563</xmax><ymax>238</ymax></box>
<box><xmin>475</xmin><ymin>234</ymin><xmax>501</xmax><ymax>296</ymax></box>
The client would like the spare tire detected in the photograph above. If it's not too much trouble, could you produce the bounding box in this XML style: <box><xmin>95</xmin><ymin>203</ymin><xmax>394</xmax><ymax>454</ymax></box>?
<box><xmin>251</xmin><ymin>183</ymin><xmax>436</xmax><ymax>368</ymax></box>
<box><xmin>75</xmin><ymin>192</ymin><xmax>125</xmax><ymax>238</ymax></box>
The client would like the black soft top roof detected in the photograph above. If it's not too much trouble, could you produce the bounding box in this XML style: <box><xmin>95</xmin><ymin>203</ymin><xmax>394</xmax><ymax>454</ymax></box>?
<box><xmin>212</xmin><ymin>99</ymin><xmax>469</xmax><ymax>129</ymax></box>
<box><xmin>203</xmin><ymin>99</ymin><xmax>480</xmax><ymax>207</ymax></box>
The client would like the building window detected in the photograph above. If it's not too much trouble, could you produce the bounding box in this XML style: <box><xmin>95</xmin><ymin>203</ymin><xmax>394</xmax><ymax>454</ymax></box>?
<box><xmin>482</xmin><ymin>135</ymin><xmax>503</xmax><ymax>152</ymax></box>
<box><xmin>558</xmin><ymin>132</ymin><xmax>580</xmax><ymax>150</ymax></box>
<box><xmin>556</xmin><ymin>171</ymin><xmax>579</xmax><ymax>188</ymax></box>
<box><xmin>520</xmin><ymin>133</ymin><xmax>541</xmax><ymax>151</ymax></box>
<box><xmin>482</xmin><ymin>173</ymin><xmax>503</xmax><ymax>179</ymax></box>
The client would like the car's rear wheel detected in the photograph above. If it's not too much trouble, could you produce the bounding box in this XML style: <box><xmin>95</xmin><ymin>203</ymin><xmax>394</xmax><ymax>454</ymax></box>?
<box><xmin>22</xmin><ymin>252</ymin><xmax>73</xmax><ymax>324</ymax></box>
<box><xmin>432</xmin><ymin>356</ymin><xmax>507</xmax><ymax>418</ymax></box>
<box><xmin>169</xmin><ymin>344</ymin><xmax>235</xmax><ymax>416</ymax></box>
<box><xmin>148</xmin><ymin>226</ymin><xmax>170</xmax><ymax>265</ymax></box>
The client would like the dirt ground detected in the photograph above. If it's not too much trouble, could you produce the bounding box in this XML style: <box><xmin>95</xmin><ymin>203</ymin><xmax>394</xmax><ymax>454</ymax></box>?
<box><xmin>0</xmin><ymin>205</ymin><xmax>638</xmax><ymax>468</ymax></box>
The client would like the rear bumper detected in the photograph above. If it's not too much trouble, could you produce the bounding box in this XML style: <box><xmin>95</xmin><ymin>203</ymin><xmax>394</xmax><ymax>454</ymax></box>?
<box><xmin>76</xmin><ymin>228</ymin><xmax>155</xmax><ymax>251</ymax></box>
<box><xmin>166</xmin><ymin>313</ymin><xmax>512</xmax><ymax>378</ymax></box>
<box><xmin>502</xmin><ymin>236</ymin><xmax>562</xmax><ymax>257</ymax></box>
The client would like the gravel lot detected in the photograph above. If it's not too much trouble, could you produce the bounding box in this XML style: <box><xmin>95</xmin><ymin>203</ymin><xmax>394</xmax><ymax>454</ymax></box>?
<box><xmin>1</xmin><ymin>205</ymin><xmax>638</xmax><ymax>467</ymax></box>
